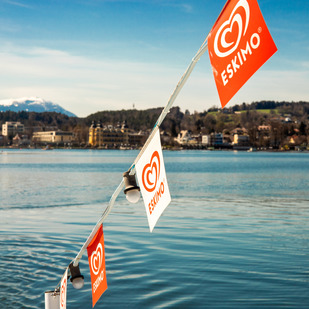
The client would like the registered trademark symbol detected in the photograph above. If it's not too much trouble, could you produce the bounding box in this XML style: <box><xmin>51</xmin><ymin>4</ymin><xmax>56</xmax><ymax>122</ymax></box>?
<box><xmin>258</xmin><ymin>27</ymin><xmax>262</xmax><ymax>33</ymax></box>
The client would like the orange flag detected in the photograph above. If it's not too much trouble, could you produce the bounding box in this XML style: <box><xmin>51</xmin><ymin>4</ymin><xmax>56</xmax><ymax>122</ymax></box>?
<box><xmin>208</xmin><ymin>0</ymin><xmax>277</xmax><ymax>108</ymax></box>
<box><xmin>87</xmin><ymin>225</ymin><xmax>108</xmax><ymax>307</ymax></box>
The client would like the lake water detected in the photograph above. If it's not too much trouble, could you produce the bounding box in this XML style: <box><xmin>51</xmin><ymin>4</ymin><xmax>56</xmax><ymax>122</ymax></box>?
<box><xmin>1</xmin><ymin>149</ymin><xmax>309</xmax><ymax>309</ymax></box>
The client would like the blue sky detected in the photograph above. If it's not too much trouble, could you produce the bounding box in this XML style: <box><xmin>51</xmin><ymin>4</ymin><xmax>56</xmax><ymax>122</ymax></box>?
<box><xmin>0</xmin><ymin>0</ymin><xmax>308</xmax><ymax>117</ymax></box>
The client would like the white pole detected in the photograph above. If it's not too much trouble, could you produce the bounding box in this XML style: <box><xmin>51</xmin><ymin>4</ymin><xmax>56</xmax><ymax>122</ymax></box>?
<box><xmin>45</xmin><ymin>290</ymin><xmax>60</xmax><ymax>309</ymax></box>
<box><xmin>73</xmin><ymin>178</ymin><xmax>125</xmax><ymax>266</ymax></box>
<box><xmin>49</xmin><ymin>34</ymin><xmax>210</xmax><ymax>292</ymax></box>
<box><xmin>71</xmin><ymin>39</ymin><xmax>209</xmax><ymax>267</ymax></box>
<box><xmin>130</xmin><ymin>39</ymin><xmax>208</xmax><ymax>170</ymax></box>
<box><xmin>155</xmin><ymin>40</ymin><xmax>208</xmax><ymax>128</ymax></box>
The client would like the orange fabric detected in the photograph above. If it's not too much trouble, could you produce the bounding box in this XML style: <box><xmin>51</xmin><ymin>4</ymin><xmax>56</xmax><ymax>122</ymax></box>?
<box><xmin>208</xmin><ymin>0</ymin><xmax>277</xmax><ymax>108</ymax></box>
<box><xmin>87</xmin><ymin>225</ymin><xmax>108</xmax><ymax>307</ymax></box>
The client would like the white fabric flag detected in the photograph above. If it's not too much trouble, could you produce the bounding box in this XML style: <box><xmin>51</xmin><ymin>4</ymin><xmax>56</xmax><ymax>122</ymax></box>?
<box><xmin>135</xmin><ymin>128</ymin><xmax>171</xmax><ymax>232</ymax></box>
<box><xmin>60</xmin><ymin>268</ymin><xmax>68</xmax><ymax>309</ymax></box>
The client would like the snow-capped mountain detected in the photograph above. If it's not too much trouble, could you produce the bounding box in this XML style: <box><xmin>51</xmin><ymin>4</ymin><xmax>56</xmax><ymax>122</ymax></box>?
<box><xmin>0</xmin><ymin>97</ymin><xmax>76</xmax><ymax>117</ymax></box>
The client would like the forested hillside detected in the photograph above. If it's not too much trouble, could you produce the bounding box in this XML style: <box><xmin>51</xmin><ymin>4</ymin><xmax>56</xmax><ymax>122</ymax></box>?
<box><xmin>1</xmin><ymin>101</ymin><xmax>308</xmax><ymax>139</ymax></box>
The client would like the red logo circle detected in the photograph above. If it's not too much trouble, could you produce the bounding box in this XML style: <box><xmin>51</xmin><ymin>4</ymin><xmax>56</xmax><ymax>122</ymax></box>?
<box><xmin>142</xmin><ymin>151</ymin><xmax>160</xmax><ymax>192</ymax></box>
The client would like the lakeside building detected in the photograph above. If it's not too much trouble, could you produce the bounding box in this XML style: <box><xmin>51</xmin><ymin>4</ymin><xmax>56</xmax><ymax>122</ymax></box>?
<box><xmin>200</xmin><ymin>133</ymin><xmax>232</xmax><ymax>149</ymax></box>
<box><xmin>32</xmin><ymin>131</ymin><xmax>75</xmax><ymax>144</ymax></box>
<box><xmin>202</xmin><ymin>133</ymin><xmax>224</xmax><ymax>147</ymax></box>
<box><xmin>128</xmin><ymin>132</ymin><xmax>148</xmax><ymax>147</ymax></box>
<box><xmin>175</xmin><ymin>130</ymin><xmax>192</xmax><ymax>144</ymax></box>
<box><xmin>89</xmin><ymin>121</ymin><xmax>128</xmax><ymax>147</ymax></box>
<box><xmin>12</xmin><ymin>134</ymin><xmax>31</xmax><ymax>147</ymax></box>
<box><xmin>233</xmin><ymin>134</ymin><xmax>250</xmax><ymax>146</ymax></box>
<box><xmin>88</xmin><ymin>121</ymin><xmax>147</xmax><ymax>148</ymax></box>
<box><xmin>231</xmin><ymin>128</ymin><xmax>250</xmax><ymax>146</ymax></box>
<box><xmin>230</xmin><ymin>127</ymin><xmax>250</xmax><ymax>150</ymax></box>
<box><xmin>2</xmin><ymin>121</ymin><xmax>24</xmax><ymax>138</ymax></box>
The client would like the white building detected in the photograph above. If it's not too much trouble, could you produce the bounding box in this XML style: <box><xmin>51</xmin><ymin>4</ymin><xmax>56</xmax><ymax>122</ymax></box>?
<box><xmin>233</xmin><ymin>134</ymin><xmax>249</xmax><ymax>145</ymax></box>
<box><xmin>202</xmin><ymin>133</ymin><xmax>223</xmax><ymax>146</ymax></box>
<box><xmin>175</xmin><ymin>130</ymin><xmax>192</xmax><ymax>144</ymax></box>
<box><xmin>2</xmin><ymin>121</ymin><xmax>24</xmax><ymax>137</ymax></box>
<box><xmin>32</xmin><ymin>131</ymin><xmax>75</xmax><ymax>144</ymax></box>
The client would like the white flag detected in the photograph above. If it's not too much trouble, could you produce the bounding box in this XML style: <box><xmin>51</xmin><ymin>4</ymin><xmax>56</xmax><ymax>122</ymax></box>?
<box><xmin>135</xmin><ymin>128</ymin><xmax>171</xmax><ymax>232</ymax></box>
<box><xmin>60</xmin><ymin>268</ymin><xmax>68</xmax><ymax>309</ymax></box>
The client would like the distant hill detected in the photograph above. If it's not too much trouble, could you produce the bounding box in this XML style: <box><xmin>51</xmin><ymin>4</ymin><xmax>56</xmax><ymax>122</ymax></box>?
<box><xmin>0</xmin><ymin>100</ymin><xmax>308</xmax><ymax>139</ymax></box>
<box><xmin>0</xmin><ymin>97</ymin><xmax>76</xmax><ymax>117</ymax></box>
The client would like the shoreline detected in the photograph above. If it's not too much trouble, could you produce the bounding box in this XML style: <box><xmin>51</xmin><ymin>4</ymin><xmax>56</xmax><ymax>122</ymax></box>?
<box><xmin>1</xmin><ymin>146</ymin><xmax>308</xmax><ymax>153</ymax></box>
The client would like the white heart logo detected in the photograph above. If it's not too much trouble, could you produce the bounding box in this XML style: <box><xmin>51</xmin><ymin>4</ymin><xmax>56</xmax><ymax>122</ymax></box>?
<box><xmin>214</xmin><ymin>0</ymin><xmax>250</xmax><ymax>58</ymax></box>
<box><xmin>91</xmin><ymin>243</ymin><xmax>103</xmax><ymax>276</ymax></box>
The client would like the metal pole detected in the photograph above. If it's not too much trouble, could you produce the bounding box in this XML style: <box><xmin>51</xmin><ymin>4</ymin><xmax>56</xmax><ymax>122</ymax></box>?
<box><xmin>49</xmin><ymin>34</ymin><xmax>210</xmax><ymax>293</ymax></box>
<box><xmin>72</xmin><ymin>39</ymin><xmax>209</xmax><ymax>267</ymax></box>
<box><xmin>73</xmin><ymin>178</ymin><xmax>125</xmax><ymax>266</ymax></box>
<box><xmin>131</xmin><ymin>39</ymin><xmax>209</xmax><ymax>170</ymax></box>
<box><xmin>155</xmin><ymin>40</ymin><xmax>208</xmax><ymax>128</ymax></box>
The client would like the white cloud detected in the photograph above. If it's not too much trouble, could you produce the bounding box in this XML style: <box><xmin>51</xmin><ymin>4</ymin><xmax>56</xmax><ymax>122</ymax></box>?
<box><xmin>0</xmin><ymin>45</ymin><xmax>183</xmax><ymax>116</ymax></box>
<box><xmin>2</xmin><ymin>0</ymin><xmax>32</xmax><ymax>8</ymax></box>
<box><xmin>0</xmin><ymin>43</ymin><xmax>308</xmax><ymax>117</ymax></box>
<box><xmin>176</xmin><ymin>3</ymin><xmax>193</xmax><ymax>13</ymax></box>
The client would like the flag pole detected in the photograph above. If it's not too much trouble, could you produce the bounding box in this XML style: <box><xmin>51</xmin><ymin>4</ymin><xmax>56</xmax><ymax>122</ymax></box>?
<box><xmin>73</xmin><ymin>178</ymin><xmax>125</xmax><ymax>266</ymax></box>
<box><xmin>131</xmin><ymin>37</ymin><xmax>209</xmax><ymax>170</ymax></box>
<box><xmin>156</xmin><ymin>39</ymin><xmax>208</xmax><ymax>128</ymax></box>
<box><xmin>48</xmin><ymin>33</ymin><xmax>210</xmax><ymax>296</ymax></box>
<box><xmin>72</xmin><ymin>36</ymin><xmax>209</xmax><ymax>267</ymax></box>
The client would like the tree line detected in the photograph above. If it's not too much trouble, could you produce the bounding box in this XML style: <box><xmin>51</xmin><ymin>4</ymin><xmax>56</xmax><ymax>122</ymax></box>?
<box><xmin>1</xmin><ymin>101</ymin><xmax>308</xmax><ymax>147</ymax></box>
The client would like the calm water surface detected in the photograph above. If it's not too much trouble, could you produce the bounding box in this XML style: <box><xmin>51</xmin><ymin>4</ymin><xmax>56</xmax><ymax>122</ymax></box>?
<box><xmin>0</xmin><ymin>149</ymin><xmax>309</xmax><ymax>308</ymax></box>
